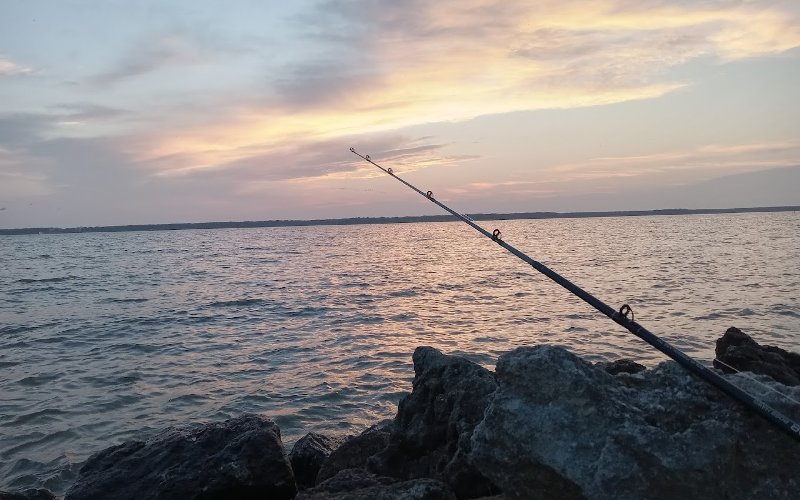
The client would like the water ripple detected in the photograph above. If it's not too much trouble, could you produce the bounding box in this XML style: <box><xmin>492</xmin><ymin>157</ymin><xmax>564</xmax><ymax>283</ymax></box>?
<box><xmin>0</xmin><ymin>212</ymin><xmax>799</xmax><ymax>496</ymax></box>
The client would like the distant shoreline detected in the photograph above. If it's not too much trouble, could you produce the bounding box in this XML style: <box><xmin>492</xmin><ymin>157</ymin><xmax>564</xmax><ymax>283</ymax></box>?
<box><xmin>1</xmin><ymin>205</ymin><xmax>798</xmax><ymax>235</ymax></box>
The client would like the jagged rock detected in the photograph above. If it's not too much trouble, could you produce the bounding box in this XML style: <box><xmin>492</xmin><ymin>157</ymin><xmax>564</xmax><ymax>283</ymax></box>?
<box><xmin>0</xmin><ymin>490</ymin><xmax>57</xmax><ymax>500</ymax></box>
<box><xmin>470</xmin><ymin>345</ymin><xmax>800</xmax><ymax>500</ymax></box>
<box><xmin>316</xmin><ymin>421</ymin><xmax>392</xmax><ymax>484</ymax></box>
<box><xmin>601</xmin><ymin>358</ymin><xmax>646</xmax><ymax>375</ymax></box>
<box><xmin>291</xmin><ymin>432</ymin><xmax>347</xmax><ymax>490</ymax></box>
<box><xmin>714</xmin><ymin>326</ymin><xmax>800</xmax><ymax>385</ymax></box>
<box><xmin>65</xmin><ymin>414</ymin><xmax>296</xmax><ymax>500</ymax></box>
<box><xmin>369</xmin><ymin>347</ymin><xmax>498</xmax><ymax>499</ymax></box>
<box><xmin>299</xmin><ymin>468</ymin><xmax>455</xmax><ymax>500</ymax></box>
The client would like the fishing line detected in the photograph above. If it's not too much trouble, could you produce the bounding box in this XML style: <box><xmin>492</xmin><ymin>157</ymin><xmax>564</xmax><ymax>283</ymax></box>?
<box><xmin>349</xmin><ymin>147</ymin><xmax>800</xmax><ymax>442</ymax></box>
<box><xmin>713</xmin><ymin>358</ymin><xmax>800</xmax><ymax>407</ymax></box>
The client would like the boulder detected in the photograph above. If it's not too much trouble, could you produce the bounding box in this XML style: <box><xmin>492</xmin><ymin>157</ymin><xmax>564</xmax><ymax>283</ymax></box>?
<box><xmin>316</xmin><ymin>421</ymin><xmax>392</xmax><ymax>484</ymax></box>
<box><xmin>714</xmin><ymin>327</ymin><xmax>800</xmax><ymax>385</ymax></box>
<box><xmin>469</xmin><ymin>345</ymin><xmax>800</xmax><ymax>500</ymax></box>
<box><xmin>65</xmin><ymin>414</ymin><xmax>296</xmax><ymax>500</ymax></box>
<box><xmin>290</xmin><ymin>432</ymin><xmax>347</xmax><ymax>489</ymax></box>
<box><xmin>299</xmin><ymin>468</ymin><xmax>455</xmax><ymax>500</ymax></box>
<box><xmin>368</xmin><ymin>347</ymin><xmax>498</xmax><ymax>498</ymax></box>
<box><xmin>0</xmin><ymin>490</ymin><xmax>57</xmax><ymax>500</ymax></box>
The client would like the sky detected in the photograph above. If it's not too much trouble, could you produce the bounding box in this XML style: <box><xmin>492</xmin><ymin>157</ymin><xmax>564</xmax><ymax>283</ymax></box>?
<box><xmin>1</xmin><ymin>0</ymin><xmax>799</xmax><ymax>228</ymax></box>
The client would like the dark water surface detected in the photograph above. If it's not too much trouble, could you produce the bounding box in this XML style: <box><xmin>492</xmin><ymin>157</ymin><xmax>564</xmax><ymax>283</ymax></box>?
<box><xmin>1</xmin><ymin>212</ymin><xmax>799</xmax><ymax>494</ymax></box>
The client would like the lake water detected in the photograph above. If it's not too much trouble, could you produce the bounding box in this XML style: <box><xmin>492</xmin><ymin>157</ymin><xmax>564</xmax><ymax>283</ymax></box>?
<box><xmin>1</xmin><ymin>212</ymin><xmax>799</xmax><ymax>495</ymax></box>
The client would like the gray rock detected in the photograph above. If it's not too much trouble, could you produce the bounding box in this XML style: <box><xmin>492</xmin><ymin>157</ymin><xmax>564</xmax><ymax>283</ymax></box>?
<box><xmin>369</xmin><ymin>346</ymin><xmax>498</xmax><ymax>499</ymax></box>
<box><xmin>300</xmin><ymin>468</ymin><xmax>396</xmax><ymax>496</ymax></box>
<box><xmin>714</xmin><ymin>326</ymin><xmax>800</xmax><ymax>385</ymax></box>
<box><xmin>299</xmin><ymin>469</ymin><xmax>455</xmax><ymax>500</ymax></box>
<box><xmin>291</xmin><ymin>432</ymin><xmax>347</xmax><ymax>489</ymax></box>
<box><xmin>316</xmin><ymin>421</ymin><xmax>392</xmax><ymax>484</ymax></box>
<box><xmin>469</xmin><ymin>345</ymin><xmax>800</xmax><ymax>500</ymax></box>
<box><xmin>0</xmin><ymin>490</ymin><xmax>57</xmax><ymax>500</ymax></box>
<box><xmin>65</xmin><ymin>414</ymin><xmax>296</xmax><ymax>500</ymax></box>
<box><xmin>601</xmin><ymin>358</ymin><xmax>645</xmax><ymax>375</ymax></box>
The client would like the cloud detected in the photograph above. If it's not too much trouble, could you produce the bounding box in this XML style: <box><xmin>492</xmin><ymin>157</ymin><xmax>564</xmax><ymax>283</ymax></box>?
<box><xmin>548</xmin><ymin>141</ymin><xmax>800</xmax><ymax>183</ymax></box>
<box><xmin>136</xmin><ymin>0</ymin><xmax>799</xmax><ymax>177</ymax></box>
<box><xmin>151</xmin><ymin>134</ymin><xmax>455</xmax><ymax>183</ymax></box>
<box><xmin>0</xmin><ymin>113</ymin><xmax>61</xmax><ymax>149</ymax></box>
<box><xmin>0</xmin><ymin>56</ymin><xmax>32</xmax><ymax>76</ymax></box>
<box><xmin>430</xmin><ymin>139</ymin><xmax>800</xmax><ymax>208</ymax></box>
<box><xmin>50</xmin><ymin>103</ymin><xmax>130</xmax><ymax>122</ymax></box>
<box><xmin>4</xmin><ymin>1</ymin><xmax>798</xmax><ymax>227</ymax></box>
<box><xmin>0</xmin><ymin>109</ymin><xmax>148</xmax><ymax>210</ymax></box>
<box><xmin>91</xmin><ymin>34</ymin><xmax>215</xmax><ymax>86</ymax></box>
<box><xmin>272</xmin><ymin>59</ymin><xmax>384</xmax><ymax>111</ymax></box>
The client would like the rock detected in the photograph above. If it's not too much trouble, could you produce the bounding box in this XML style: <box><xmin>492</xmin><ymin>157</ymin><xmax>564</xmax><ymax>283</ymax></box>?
<box><xmin>290</xmin><ymin>432</ymin><xmax>347</xmax><ymax>490</ymax></box>
<box><xmin>316</xmin><ymin>421</ymin><xmax>392</xmax><ymax>484</ymax></box>
<box><xmin>469</xmin><ymin>345</ymin><xmax>800</xmax><ymax>500</ymax></box>
<box><xmin>299</xmin><ymin>468</ymin><xmax>396</xmax><ymax>497</ymax></box>
<box><xmin>714</xmin><ymin>326</ymin><xmax>800</xmax><ymax>385</ymax></box>
<box><xmin>0</xmin><ymin>490</ymin><xmax>57</xmax><ymax>500</ymax></box>
<box><xmin>299</xmin><ymin>468</ymin><xmax>456</xmax><ymax>500</ymax></box>
<box><xmin>601</xmin><ymin>359</ymin><xmax>646</xmax><ymax>375</ymax></box>
<box><xmin>369</xmin><ymin>347</ymin><xmax>498</xmax><ymax>499</ymax></box>
<box><xmin>65</xmin><ymin>414</ymin><xmax>296</xmax><ymax>500</ymax></box>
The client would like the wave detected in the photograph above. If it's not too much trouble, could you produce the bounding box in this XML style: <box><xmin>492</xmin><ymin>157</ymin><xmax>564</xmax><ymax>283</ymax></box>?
<box><xmin>7</xmin><ymin>408</ymin><xmax>67</xmax><ymax>427</ymax></box>
<box><xmin>100</xmin><ymin>297</ymin><xmax>149</xmax><ymax>304</ymax></box>
<box><xmin>17</xmin><ymin>374</ymin><xmax>61</xmax><ymax>387</ymax></box>
<box><xmin>15</xmin><ymin>276</ymin><xmax>78</xmax><ymax>284</ymax></box>
<box><xmin>0</xmin><ymin>322</ymin><xmax>60</xmax><ymax>335</ymax></box>
<box><xmin>208</xmin><ymin>298</ymin><xmax>270</xmax><ymax>308</ymax></box>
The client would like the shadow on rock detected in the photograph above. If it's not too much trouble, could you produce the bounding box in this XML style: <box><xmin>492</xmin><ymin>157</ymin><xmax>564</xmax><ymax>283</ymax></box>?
<box><xmin>368</xmin><ymin>346</ymin><xmax>499</xmax><ymax>499</ymax></box>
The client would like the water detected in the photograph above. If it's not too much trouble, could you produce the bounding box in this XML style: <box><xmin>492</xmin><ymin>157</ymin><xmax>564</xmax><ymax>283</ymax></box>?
<box><xmin>1</xmin><ymin>212</ymin><xmax>799</xmax><ymax>494</ymax></box>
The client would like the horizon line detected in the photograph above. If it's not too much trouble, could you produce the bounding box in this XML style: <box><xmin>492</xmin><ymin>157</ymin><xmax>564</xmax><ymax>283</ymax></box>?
<box><xmin>1</xmin><ymin>205</ymin><xmax>799</xmax><ymax>236</ymax></box>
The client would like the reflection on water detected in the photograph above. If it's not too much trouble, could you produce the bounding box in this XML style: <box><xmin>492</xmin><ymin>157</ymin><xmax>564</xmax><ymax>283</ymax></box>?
<box><xmin>1</xmin><ymin>212</ymin><xmax>799</xmax><ymax>494</ymax></box>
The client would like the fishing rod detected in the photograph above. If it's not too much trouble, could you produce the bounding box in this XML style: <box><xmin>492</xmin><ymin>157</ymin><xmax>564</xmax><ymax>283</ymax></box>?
<box><xmin>349</xmin><ymin>147</ymin><xmax>800</xmax><ymax>442</ymax></box>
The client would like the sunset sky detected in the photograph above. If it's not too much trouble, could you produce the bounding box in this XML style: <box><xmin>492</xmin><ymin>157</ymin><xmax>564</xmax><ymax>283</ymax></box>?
<box><xmin>1</xmin><ymin>0</ymin><xmax>799</xmax><ymax>228</ymax></box>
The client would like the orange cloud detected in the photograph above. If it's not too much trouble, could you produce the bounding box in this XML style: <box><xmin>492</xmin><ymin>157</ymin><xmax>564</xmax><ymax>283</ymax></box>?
<box><xmin>137</xmin><ymin>0</ymin><xmax>800</xmax><ymax>180</ymax></box>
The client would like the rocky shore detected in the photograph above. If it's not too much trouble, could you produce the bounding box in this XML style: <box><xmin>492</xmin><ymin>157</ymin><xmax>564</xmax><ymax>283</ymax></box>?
<box><xmin>3</xmin><ymin>327</ymin><xmax>798</xmax><ymax>500</ymax></box>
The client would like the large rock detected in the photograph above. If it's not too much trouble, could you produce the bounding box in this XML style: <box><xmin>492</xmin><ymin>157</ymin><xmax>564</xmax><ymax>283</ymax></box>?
<box><xmin>0</xmin><ymin>490</ymin><xmax>57</xmax><ymax>500</ymax></box>
<box><xmin>290</xmin><ymin>432</ymin><xmax>347</xmax><ymax>489</ymax></box>
<box><xmin>299</xmin><ymin>468</ymin><xmax>456</xmax><ymax>500</ymax></box>
<box><xmin>714</xmin><ymin>326</ymin><xmax>800</xmax><ymax>385</ymax></box>
<box><xmin>316</xmin><ymin>422</ymin><xmax>392</xmax><ymax>484</ymax></box>
<box><xmin>469</xmin><ymin>345</ymin><xmax>800</xmax><ymax>500</ymax></box>
<box><xmin>369</xmin><ymin>347</ymin><xmax>498</xmax><ymax>498</ymax></box>
<box><xmin>65</xmin><ymin>414</ymin><xmax>296</xmax><ymax>500</ymax></box>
